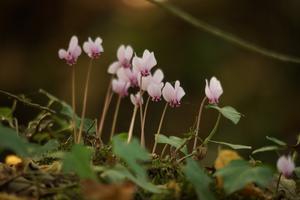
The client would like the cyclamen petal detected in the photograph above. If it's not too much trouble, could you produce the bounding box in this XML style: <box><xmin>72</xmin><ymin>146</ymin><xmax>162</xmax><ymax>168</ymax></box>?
<box><xmin>58</xmin><ymin>35</ymin><xmax>82</xmax><ymax>66</ymax></box>
<box><xmin>108</xmin><ymin>61</ymin><xmax>121</xmax><ymax>74</ymax></box>
<box><xmin>83</xmin><ymin>37</ymin><xmax>104</xmax><ymax>59</ymax></box>
<box><xmin>112</xmin><ymin>79</ymin><xmax>130</xmax><ymax>97</ymax></box>
<box><xmin>162</xmin><ymin>81</ymin><xmax>185</xmax><ymax>107</ymax></box>
<box><xmin>117</xmin><ymin>45</ymin><xmax>133</xmax><ymax>68</ymax></box>
<box><xmin>148</xmin><ymin>82</ymin><xmax>164</xmax><ymax>101</ymax></box>
<box><xmin>133</xmin><ymin>49</ymin><xmax>157</xmax><ymax>76</ymax></box>
<box><xmin>277</xmin><ymin>155</ymin><xmax>295</xmax><ymax>178</ymax></box>
<box><xmin>117</xmin><ymin>68</ymin><xmax>139</xmax><ymax>87</ymax></box>
<box><xmin>205</xmin><ymin>76</ymin><xmax>223</xmax><ymax>104</ymax></box>
<box><xmin>130</xmin><ymin>92</ymin><xmax>143</xmax><ymax>107</ymax></box>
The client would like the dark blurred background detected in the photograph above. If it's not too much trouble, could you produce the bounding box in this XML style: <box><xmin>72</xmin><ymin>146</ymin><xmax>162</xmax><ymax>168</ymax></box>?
<box><xmin>1</xmin><ymin>0</ymin><xmax>300</xmax><ymax>163</ymax></box>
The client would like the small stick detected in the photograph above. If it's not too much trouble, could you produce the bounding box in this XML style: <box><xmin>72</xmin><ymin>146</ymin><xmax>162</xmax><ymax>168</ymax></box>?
<box><xmin>276</xmin><ymin>173</ymin><xmax>282</xmax><ymax>195</ymax></box>
<box><xmin>71</xmin><ymin>66</ymin><xmax>77</xmax><ymax>142</ymax></box>
<box><xmin>193</xmin><ymin>97</ymin><xmax>207</xmax><ymax>151</ymax></box>
<box><xmin>127</xmin><ymin>106</ymin><xmax>138</xmax><ymax>143</ymax></box>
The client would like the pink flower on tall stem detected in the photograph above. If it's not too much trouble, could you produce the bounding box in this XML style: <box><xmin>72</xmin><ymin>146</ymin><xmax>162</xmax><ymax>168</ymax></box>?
<box><xmin>139</xmin><ymin>69</ymin><xmax>164</xmax><ymax>91</ymax></box>
<box><xmin>83</xmin><ymin>37</ymin><xmax>104</xmax><ymax>59</ymax></box>
<box><xmin>112</xmin><ymin>79</ymin><xmax>130</xmax><ymax>98</ymax></box>
<box><xmin>205</xmin><ymin>76</ymin><xmax>223</xmax><ymax>104</ymax></box>
<box><xmin>107</xmin><ymin>45</ymin><xmax>134</xmax><ymax>74</ymax></box>
<box><xmin>133</xmin><ymin>50</ymin><xmax>157</xmax><ymax>77</ymax></box>
<box><xmin>148</xmin><ymin>83</ymin><xmax>164</xmax><ymax>102</ymax></box>
<box><xmin>277</xmin><ymin>155</ymin><xmax>295</xmax><ymax>178</ymax></box>
<box><xmin>58</xmin><ymin>36</ymin><xmax>82</xmax><ymax>66</ymax></box>
<box><xmin>162</xmin><ymin>81</ymin><xmax>185</xmax><ymax>107</ymax></box>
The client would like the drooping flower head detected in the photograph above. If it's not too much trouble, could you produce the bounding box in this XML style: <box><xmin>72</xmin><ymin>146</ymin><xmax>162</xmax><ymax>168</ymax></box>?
<box><xmin>277</xmin><ymin>155</ymin><xmax>295</xmax><ymax>178</ymax></box>
<box><xmin>133</xmin><ymin>49</ymin><xmax>157</xmax><ymax>77</ymax></box>
<box><xmin>83</xmin><ymin>37</ymin><xmax>104</xmax><ymax>59</ymax></box>
<box><xmin>162</xmin><ymin>81</ymin><xmax>185</xmax><ymax>107</ymax></box>
<box><xmin>139</xmin><ymin>68</ymin><xmax>164</xmax><ymax>91</ymax></box>
<box><xmin>148</xmin><ymin>82</ymin><xmax>164</xmax><ymax>102</ymax></box>
<box><xmin>107</xmin><ymin>45</ymin><xmax>134</xmax><ymax>74</ymax></box>
<box><xmin>58</xmin><ymin>36</ymin><xmax>82</xmax><ymax>66</ymax></box>
<box><xmin>130</xmin><ymin>92</ymin><xmax>143</xmax><ymax>107</ymax></box>
<box><xmin>205</xmin><ymin>76</ymin><xmax>223</xmax><ymax>104</ymax></box>
<box><xmin>116</xmin><ymin>68</ymin><xmax>139</xmax><ymax>87</ymax></box>
<box><xmin>112</xmin><ymin>78</ymin><xmax>130</xmax><ymax>98</ymax></box>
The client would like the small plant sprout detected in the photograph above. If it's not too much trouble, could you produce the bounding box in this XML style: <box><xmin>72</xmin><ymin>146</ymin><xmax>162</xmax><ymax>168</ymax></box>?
<box><xmin>110</xmin><ymin>78</ymin><xmax>130</xmax><ymax>139</ymax></box>
<box><xmin>58</xmin><ymin>35</ymin><xmax>82</xmax><ymax>66</ymax></box>
<box><xmin>83</xmin><ymin>37</ymin><xmax>104</xmax><ymax>59</ymax></box>
<box><xmin>276</xmin><ymin>155</ymin><xmax>295</xmax><ymax>193</ymax></box>
<box><xmin>128</xmin><ymin>92</ymin><xmax>143</xmax><ymax>144</ymax></box>
<box><xmin>152</xmin><ymin>81</ymin><xmax>185</xmax><ymax>154</ymax></box>
<box><xmin>133</xmin><ymin>49</ymin><xmax>157</xmax><ymax>77</ymax></box>
<box><xmin>98</xmin><ymin>45</ymin><xmax>134</xmax><ymax>138</ymax></box>
<box><xmin>77</xmin><ymin>36</ymin><xmax>104</xmax><ymax>144</ymax></box>
<box><xmin>107</xmin><ymin>45</ymin><xmax>134</xmax><ymax>74</ymax></box>
<box><xmin>193</xmin><ymin>76</ymin><xmax>223</xmax><ymax>151</ymax></box>
<box><xmin>205</xmin><ymin>76</ymin><xmax>223</xmax><ymax>104</ymax></box>
<box><xmin>58</xmin><ymin>35</ymin><xmax>82</xmax><ymax>143</ymax></box>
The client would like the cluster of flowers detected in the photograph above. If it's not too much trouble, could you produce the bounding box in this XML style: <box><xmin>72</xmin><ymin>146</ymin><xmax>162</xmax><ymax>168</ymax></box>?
<box><xmin>58</xmin><ymin>35</ymin><xmax>297</xmax><ymax>180</ymax></box>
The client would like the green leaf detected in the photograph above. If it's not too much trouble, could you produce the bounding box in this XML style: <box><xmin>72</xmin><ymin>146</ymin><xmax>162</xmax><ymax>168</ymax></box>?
<box><xmin>75</xmin><ymin>117</ymin><xmax>96</xmax><ymax>134</ymax></box>
<box><xmin>183</xmin><ymin>159</ymin><xmax>215</xmax><ymax>200</ymax></box>
<box><xmin>295</xmin><ymin>167</ymin><xmax>300</xmax><ymax>179</ymax></box>
<box><xmin>102</xmin><ymin>164</ymin><xmax>161</xmax><ymax>193</ymax></box>
<box><xmin>156</xmin><ymin>134</ymin><xmax>188</xmax><ymax>154</ymax></box>
<box><xmin>0</xmin><ymin>124</ymin><xmax>35</xmax><ymax>157</ymax></box>
<box><xmin>62</xmin><ymin>144</ymin><xmax>96</xmax><ymax>180</ymax></box>
<box><xmin>0</xmin><ymin>107</ymin><xmax>13</xmax><ymax>121</ymax></box>
<box><xmin>266</xmin><ymin>136</ymin><xmax>287</xmax><ymax>146</ymax></box>
<box><xmin>112</xmin><ymin>135</ymin><xmax>149</xmax><ymax>179</ymax></box>
<box><xmin>252</xmin><ymin>145</ymin><xmax>280</xmax><ymax>154</ymax></box>
<box><xmin>214</xmin><ymin>160</ymin><xmax>273</xmax><ymax>194</ymax></box>
<box><xmin>208</xmin><ymin>140</ymin><xmax>252</xmax><ymax>150</ymax></box>
<box><xmin>207</xmin><ymin>105</ymin><xmax>241</xmax><ymax>124</ymax></box>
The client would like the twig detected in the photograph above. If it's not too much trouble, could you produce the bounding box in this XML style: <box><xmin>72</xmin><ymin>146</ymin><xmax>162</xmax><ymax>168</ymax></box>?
<box><xmin>146</xmin><ymin>0</ymin><xmax>300</xmax><ymax>64</ymax></box>
<box><xmin>0</xmin><ymin>90</ymin><xmax>55</xmax><ymax>113</ymax></box>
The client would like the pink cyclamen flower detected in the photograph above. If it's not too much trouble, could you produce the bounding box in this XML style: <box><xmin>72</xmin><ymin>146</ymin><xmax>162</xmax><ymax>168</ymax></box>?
<box><xmin>205</xmin><ymin>76</ymin><xmax>223</xmax><ymax>104</ymax></box>
<box><xmin>116</xmin><ymin>68</ymin><xmax>139</xmax><ymax>87</ymax></box>
<box><xmin>58</xmin><ymin>36</ymin><xmax>82</xmax><ymax>66</ymax></box>
<box><xmin>112</xmin><ymin>79</ymin><xmax>130</xmax><ymax>97</ymax></box>
<box><xmin>162</xmin><ymin>81</ymin><xmax>185</xmax><ymax>107</ymax></box>
<box><xmin>277</xmin><ymin>155</ymin><xmax>295</xmax><ymax>178</ymax></box>
<box><xmin>107</xmin><ymin>45</ymin><xmax>134</xmax><ymax>74</ymax></box>
<box><xmin>130</xmin><ymin>92</ymin><xmax>143</xmax><ymax>107</ymax></box>
<box><xmin>139</xmin><ymin>68</ymin><xmax>164</xmax><ymax>91</ymax></box>
<box><xmin>148</xmin><ymin>82</ymin><xmax>164</xmax><ymax>102</ymax></box>
<box><xmin>83</xmin><ymin>37</ymin><xmax>104</xmax><ymax>59</ymax></box>
<box><xmin>133</xmin><ymin>49</ymin><xmax>157</xmax><ymax>76</ymax></box>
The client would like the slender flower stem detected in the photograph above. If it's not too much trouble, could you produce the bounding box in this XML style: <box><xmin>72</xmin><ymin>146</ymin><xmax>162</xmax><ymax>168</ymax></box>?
<box><xmin>192</xmin><ymin>97</ymin><xmax>207</xmax><ymax>151</ymax></box>
<box><xmin>152</xmin><ymin>103</ymin><xmax>168</xmax><ymax>154</ymax></box>
<box><xmin>139</xmin><ymin>104</ymin><xmax>145</xmax><ymax>147</ymax></box>
<box><xmin>142</xmin><ymin>96</ymin><xmax>150</xmax><ymax>133</ymax></box>
<box><xmin>161</xmin><ymin>144</ymin><xmax>169</xmax><ymax>158</ymax></box>
<box><xmin>78</xmin><ymin>59</ymin><xmax>93</xmax><ymax>144</ymax></box>
<box><xmin>177</xmin><ymin>152</ymin><xmax>194</xmax><ymax>164</ymax></box>
<box><xmin>276</xmin><ymin>173</ymin><xmax>282</xmax><ymax>195</ymax></box>
<box><xmin>110</xmin><ymin>95</ymin><xmax>121</xmax><ymax>140</ymax></box>
<box><xmin>71</xmin><ymin>66</ymin><xmax>77</xmax><ymax>143</ymax></box>
<box><xmin>127</xmin><ymin>106</ymin><xmax>138</xmax><ymax>143</ymax></box>
<box><xmin>203</xmin><ymin>113</ymin><xmax>221</xmax><ymax>145</ymax></box>
<box><xmin>97</xmin><ymin>78</ymin><xmax>113</xmax><ymax>138</ymax></box>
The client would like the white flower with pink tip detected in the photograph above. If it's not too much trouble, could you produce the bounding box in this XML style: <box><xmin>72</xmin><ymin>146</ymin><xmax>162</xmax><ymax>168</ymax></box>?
<box><xmin>83</xmin><ymin>37</ymin><xmax>104</xmax><ymax>59</ymax></box>
<box><xmin>162</xmin><ymin>81</ymin><xmax>185</xmax><ymax>107</ymax></box>
<box><xmin>108</xmin><ymin>45</ymin><xmax>134</xmax><ymax>74</ymax></box>
<box><xmin>112</xmin><ymin>79</ymin><xmax>130</xmax><ymax>97</ymax></box>
<box><xmin>139</xmin><ymin>69</ymin><xmax>164</xmax><ymax>91</ymax></box>
<box><xmin>130</xmin><ymin>92</ymin><xmax>143</xmax><ymax>107</ymax></box>
<box><xmin>277</xmin><ymin>155</ymin><xmax>295</xmax><ymax>178</ymax></box>
<box><xmin>148</xmin><ymin>82</ymin><xmax>164</xmax><ymax>102</ymax></box>
<box><xmin>205</xmin><ymin>76</ymin><xmax>223</xmax><ymax>104</ymax></box>
<box><xmin>116</xmin><ymin>68</ymin><xmax>139</xmax><ymax>87</ymax></box>
<box><xmin>133</xmin><ymin>49</ymin><xmax>157</xmax><ymax>77</ymax></box>
<box><xmin>58</xmin><ymin>36</ymin><xmax>82</xmax><ymax>66</ymax></box>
